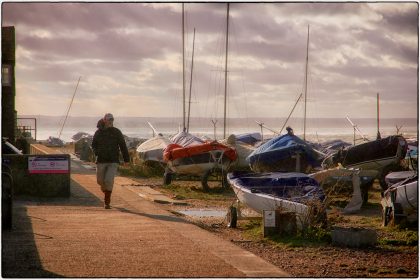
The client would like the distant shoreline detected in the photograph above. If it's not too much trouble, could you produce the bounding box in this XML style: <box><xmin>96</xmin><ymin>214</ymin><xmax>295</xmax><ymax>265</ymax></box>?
<box><xmin>16</xmin><ymin>115</ymin><xmax>419</xmax><ymax>126</ymax></box>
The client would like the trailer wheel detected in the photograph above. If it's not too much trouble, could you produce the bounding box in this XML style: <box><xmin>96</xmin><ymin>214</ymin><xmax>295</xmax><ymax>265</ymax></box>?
<box><xmin>227</xmin><ymin>206</ymin><xmax>237</xmax><ymax>228</ymax></box>
<box><xmin>163</xmin><ymin>170</ymin><xmax>172</xmax><ymax>185</ymax></box>
<box><xmin>201</xmin><ymin>170</ymin><xmax>211</xmax><ymax>191</ymax></box>
<box><xmin>360</xmin><ymin>179</ymin><xmax>373</xmax><ymax>204</ymax></box>
<box><xmin>391</xmin><ymin>203</ymin><xmax>405</xmax><ymax>225</ymax></box>
<box><xmin>382</xmin><ymin>206</ymin><xmax>392</xmax><ymax>226</ymax></box>
<box><xmin>221</xmin><ymin>172</ymin><xmax>229</xmax><ymax>189</ymax></box>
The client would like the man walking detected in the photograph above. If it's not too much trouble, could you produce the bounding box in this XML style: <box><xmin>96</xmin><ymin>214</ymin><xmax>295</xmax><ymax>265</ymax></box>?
<box><xmin>92</xmin><ymin>113</ymin><xmax>130</xmax><ymax>209</ymax></box>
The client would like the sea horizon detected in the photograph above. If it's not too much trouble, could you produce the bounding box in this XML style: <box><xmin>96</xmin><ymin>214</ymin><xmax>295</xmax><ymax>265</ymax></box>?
<box><xmin>17</xmin><ymin>115</ymin><xmax>418</xmax><ymax>143</ymax></box>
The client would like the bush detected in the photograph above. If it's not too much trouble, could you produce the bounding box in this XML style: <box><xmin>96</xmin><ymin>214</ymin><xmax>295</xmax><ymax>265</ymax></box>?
<box><xmin>118</xmin><ymin>162</ymin><xmax>165</xmax><ymax>178</ymax></box>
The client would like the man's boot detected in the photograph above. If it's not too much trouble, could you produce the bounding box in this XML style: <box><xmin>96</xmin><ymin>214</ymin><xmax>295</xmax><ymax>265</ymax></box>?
<box><xmin>104</xmin><ymin>191</ymin><xmax>112</xmax><ymax>209</ymax></box>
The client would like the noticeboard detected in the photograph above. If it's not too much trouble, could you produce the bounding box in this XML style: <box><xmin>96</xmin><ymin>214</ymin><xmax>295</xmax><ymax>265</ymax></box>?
<box><xmin>263</xmin><ymin>210</ymin><xmax>276</xmax><ymax>227</ymax></box>
<box><xmin>28</xmin><ymin>156</ymin><xmax>69</xmax><ymax>174</ymax></box>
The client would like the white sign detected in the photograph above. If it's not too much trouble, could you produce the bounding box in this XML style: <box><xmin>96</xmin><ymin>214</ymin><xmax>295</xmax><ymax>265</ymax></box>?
<box><xmin>263</xmin><ymin>210</ymin><xmax>276</xmax><ymax>227</ymax></box>
<box><xmin>28</xmin><ymin>156</ymin><xmax>69</xmax><ymax>174</ymax></box>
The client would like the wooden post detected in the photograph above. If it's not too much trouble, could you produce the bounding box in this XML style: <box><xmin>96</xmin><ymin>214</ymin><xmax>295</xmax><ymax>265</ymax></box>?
<box><xmin>376</xmin><ymin>93</ymin><xmax>381</xmax><ymax>140</ymax></box>
<box><xmin>263</xmin><ymin>210</ymin><xmax>297</xmax><ymax>237</ymax></box>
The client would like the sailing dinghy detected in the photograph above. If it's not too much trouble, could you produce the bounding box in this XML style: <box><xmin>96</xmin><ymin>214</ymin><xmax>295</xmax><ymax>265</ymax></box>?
<box><xmin>322</xmin><ymin>135</ymin><xmax>408</xmax><ymax>189</ymax></box>
<box><xmin>247</xmin><ymin>133</ymin><xmax>322</xmax><ymax>173</ymax></box>
<box><xmin>381</xmin><ymin>171</ymin><xmax>418</xmax><ymax>226</ymax></box>
<box><xmin>136</xmin><ymin>134</ymin><xmax>172</xmax><ymax>164</ymax></box>
<box><xmin>227</xmin><ymin>171</ymin><xmax>326</xmax><ymax>228</ymax></box>
<box><xmin>163</xmin><ymin>130</ymin><xmax>237</xmax><ymax>188</ymax></box>
<box><xmin>136</xmin><ymin>122</ymin><xmax>172</xmax><ymax>164</ymax></box>
<box><xmin>221</xmin><ymin>134</ymin><xmax>256</xmax><ymax>169</ymax></box>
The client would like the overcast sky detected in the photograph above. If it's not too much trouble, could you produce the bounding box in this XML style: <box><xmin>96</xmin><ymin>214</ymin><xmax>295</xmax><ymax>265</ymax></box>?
<box><xmin>2</xmin><ymin>2</ymin><xmax>418</xmax><ymax>120</ymax></box>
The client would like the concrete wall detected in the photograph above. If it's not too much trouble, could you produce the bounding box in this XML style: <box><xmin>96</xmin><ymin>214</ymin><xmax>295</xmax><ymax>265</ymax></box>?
<box><xmin>4</xmin><ymin>144</ymin><xmax>70</xmax><ymax>197</ymax></box>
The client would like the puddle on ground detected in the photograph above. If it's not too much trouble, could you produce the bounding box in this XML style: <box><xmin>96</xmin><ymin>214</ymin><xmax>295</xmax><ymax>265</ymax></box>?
<box><xmin>81</xmin><ymin>164</ymin><xmax>96</xmax><ymax>169</ymax></box>
<box><xmin>178</xmin><ymin>209</ymin><xmax>227</xmax><ymax>217</ymax></box>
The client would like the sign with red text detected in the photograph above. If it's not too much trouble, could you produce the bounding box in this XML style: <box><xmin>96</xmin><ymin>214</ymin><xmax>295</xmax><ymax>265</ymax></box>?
<box><xmin>28</xmin><ymin>156</ymin><xmax>69</xmax><ymax>174</ymax></box>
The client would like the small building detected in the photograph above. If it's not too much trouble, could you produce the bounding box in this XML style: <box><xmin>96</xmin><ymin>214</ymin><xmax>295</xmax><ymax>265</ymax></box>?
<box><xmin>2</xmin><ymin>26</ymin><xmax>16</xmax><ymax>144</ymax></box>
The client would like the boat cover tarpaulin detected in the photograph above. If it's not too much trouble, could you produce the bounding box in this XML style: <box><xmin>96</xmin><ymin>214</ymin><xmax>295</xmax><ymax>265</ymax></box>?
<box><xmin>385</xmin><ymin>170</ymin><xmax>417</xmax><ymax>187</ymax></box>
<box><xmin>334</xmin><ymin>135</ymin><xmax>407</xmax><ymax>167</ymax></box>
<box><xmin>170</xmin><ymin>131</ymin><xmax>204</xmax><ymax>147</ymax></box>
<box><xmin>228</xmin><ymin>171</ymin><xmax>325</xmax><ymax>203</ymax></box>
<box><xmin>247</xmin><ymin>134</ymin><xmax>321</xmax><ymax>172</ymax></box>
<box><xmin>136</xmin><ymin>135</ymin><xmax>172</xmax><ymax>162</ymax></box>
<box><xmin>235</xmin><ymin>132</ymin><xmax>262</xmax><ymax>146</ymax></box>
<box><xmin>163</xmin><ymin>141</ymin><xmax>237</xmax><ymax>162</ymax></box>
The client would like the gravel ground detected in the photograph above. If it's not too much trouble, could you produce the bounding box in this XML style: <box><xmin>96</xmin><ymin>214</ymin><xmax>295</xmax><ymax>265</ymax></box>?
<box><xmin>131</xmin><ymin>177</ymin><xmax>418</xmax><ymax>278</ymax></box>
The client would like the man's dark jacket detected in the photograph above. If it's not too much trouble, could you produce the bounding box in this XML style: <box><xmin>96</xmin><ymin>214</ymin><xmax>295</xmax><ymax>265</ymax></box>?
<box><xmin>92</xmin><ymin>126</ymin><xmax>130</xmax><ymax>164</ymax></box>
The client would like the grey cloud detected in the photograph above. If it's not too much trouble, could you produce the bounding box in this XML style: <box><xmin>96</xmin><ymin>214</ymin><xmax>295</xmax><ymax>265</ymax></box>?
<box><xmin>3</xmin><ymin>2</ymin><xmax>417</xmax><ymax>118</ymax></box>
<box><xmin>352</xmin><ymin>26</ymin><xmax>418</xmax><ymax>64</ymax></box>
<box><xmin>3</xmin><ymin>3</ymin><xmax>180</xmax><ymax>33</ymax></box>
<box><xmin>381</xmin><ymin>6</ymin><xmax>418</xmax><ymax>35</ymax></box>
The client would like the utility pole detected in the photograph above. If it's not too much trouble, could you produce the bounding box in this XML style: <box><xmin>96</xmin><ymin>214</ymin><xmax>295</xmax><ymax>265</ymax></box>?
<box><xmin>211</xmin><ymin>119</ymin><xmax>218</xmax><ymax>140</ymax></box>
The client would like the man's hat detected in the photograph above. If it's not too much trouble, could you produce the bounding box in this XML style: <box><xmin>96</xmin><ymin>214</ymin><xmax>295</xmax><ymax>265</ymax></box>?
<box><xmin>103</xmin><ymin>113</ymin><xmax>114</xmax><ymax>121</ymax></box>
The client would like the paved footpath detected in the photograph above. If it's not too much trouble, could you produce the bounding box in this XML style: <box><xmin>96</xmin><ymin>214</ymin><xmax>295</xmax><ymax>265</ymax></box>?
<box><xmin>2</xmin><ymin>159</ymin><xmax>289</xmax><ymax>278</ymax></box>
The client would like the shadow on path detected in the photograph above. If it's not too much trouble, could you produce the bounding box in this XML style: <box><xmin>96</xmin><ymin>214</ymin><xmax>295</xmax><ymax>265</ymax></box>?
<box><xmin>2</xmin><ymin>206</ymin><xmax>63</xmax><ymax>277</ymax></box>
<box><xmin>113</xmin><ymin>206</ymin><xmax>191</xmax><ymax>224</ymax></box>
<box><xmin>2</xmin><ymin>179</ymin><xmax>102</xmax><ymax>277</ymax></box>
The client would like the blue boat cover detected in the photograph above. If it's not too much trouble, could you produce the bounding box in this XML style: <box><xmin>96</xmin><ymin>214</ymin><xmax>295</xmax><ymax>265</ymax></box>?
<box><xmin>235</xmin><ymin>132</ymin><xmax>262</xmax><ymax>146</ymax></box>
<box><xmin>228</xmin><ymin>171</ymin><xmax>325</xmax><ymax>203</ymax></box>
<box><xmin>246</xmin><ymin>134</ymin><xmax>321</xmax><ymax>171</ymax></box>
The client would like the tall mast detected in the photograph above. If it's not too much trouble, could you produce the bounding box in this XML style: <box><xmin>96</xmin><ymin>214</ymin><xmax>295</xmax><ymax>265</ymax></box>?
<box><xmin>223</xmin><ymin>3</ymin><xmax>230</xmax><ymax>139</ymax></box>
<box><xmin>303</xmin><ymin>25</ymin><xmax>309</xmax><ymax>141</ymax></box>
<box><xmin>187</xmin><ymin>28</ymin><xmax>196</xmax><ymax>132</ymax></box>
<box><xmin>182</xmin><ymin>3</ymin><xmax>186</xmax><ymax>131</ymax></box>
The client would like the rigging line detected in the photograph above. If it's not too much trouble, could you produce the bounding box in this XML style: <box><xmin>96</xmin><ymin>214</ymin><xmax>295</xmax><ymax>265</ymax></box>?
<box><xmin>58</xmin><ymin>76</ymin><xmax>81</xmax><ymax>140</ymax></box>
<box><xmin>230</xmin><ymin>17</ymin><xmax>251</xmax><ymax>131</ymax></box>
<box><xmin>187</xmin><ymin>28</ymin><xmax>196</xmax><ymax>133</ymax></box>
<box><xmin>280</xmin><ymin>93</ymin><xmax>303</xmax><ymax>135</ymax></box>
<box><xmin>213</xmin><ymin>10</ymin><xmax>228</xmax><ymax>122</ymax></box>
<box><xmin>240</xmin><ymin>74</ymin><xmax>252</xmax><ymax>131</ymax></box>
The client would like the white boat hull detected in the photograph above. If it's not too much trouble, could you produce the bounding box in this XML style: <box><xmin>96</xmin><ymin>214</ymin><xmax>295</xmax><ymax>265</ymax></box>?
<box><xmin>381</xmin><ymin>180</ymin><xmax>418</xmax><ymax>222</ymax></box>
<box><xmin>136</xmin><ymin>135</ymin><xmax>172</xmax><ymax>163</ymax></box>
<box><xmin>168</xmin><ymin>161</ymin><xmax>231</xmax><ymax>177</ymax></box>
<box><xmin>168</xmin><ymin>149</ymin><xmax>232</xmax><ymax>177</ymax></box>
<box><xmin>221</xmin><ymin>137</ymin><xmax>255</xmax><ymax>169</ymax></box>
<box><xmin>230</xmin><ymin>182</ymin><xmax>312</xmax><ymax>228</ymax></box>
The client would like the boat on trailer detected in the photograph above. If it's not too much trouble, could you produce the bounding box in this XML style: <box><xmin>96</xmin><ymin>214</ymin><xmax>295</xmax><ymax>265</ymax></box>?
<box><xmin>136</xmin><ymin>134</ymin><xmax>172</xmax><ymax>164</ymax></box>
<box><xmin>246</xmin><ymin>133</ymin><xmax>323</xmax><ymax>173</ymax></box>
<box><xmin>381</xmin><ymin>171</ymin><xmax>417</xmax><ymax>226</ymax></box>
<box><xmin>163</xmin><ymin>131</ymin><xmax>237</xmax><ymax>188</ymax></box>
<box><xmin>322</xmin><ymin>135</ymin><xmax>408</xmax><ymax>189</ymax></box>
<box><xmin>221</xmin><ymin>134</ymin><xmax>256</xmax><ymax>170</ymax></box>
<box><xmin>227</xmin><ymin>171</ymin><xmax>326</xmax><ymax>228</ymax></box>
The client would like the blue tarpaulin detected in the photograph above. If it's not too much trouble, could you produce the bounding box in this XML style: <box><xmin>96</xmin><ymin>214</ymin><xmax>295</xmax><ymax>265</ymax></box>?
<box><xmin>247</xmin><ymin>134</ymin><xmax>321</xmax><ymax>172</ymax></box>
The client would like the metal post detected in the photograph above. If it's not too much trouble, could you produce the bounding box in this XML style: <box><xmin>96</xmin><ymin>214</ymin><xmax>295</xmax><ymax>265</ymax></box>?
<box><xmin>223</xmin><ymin>3</ymin><xmax>230</xmax><ymax>139</ymax></box>
<box><xmin>303</xmin><ymin>25</ymin><xmax>310</xmax><ymax>141</ymax></box>
<box><xmin>182</xmin><ymin>3</ymin><xmax>186</xmax><ymax>131</ymax></box>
